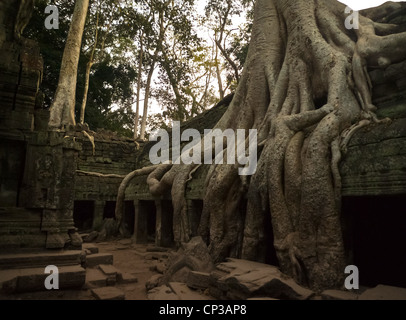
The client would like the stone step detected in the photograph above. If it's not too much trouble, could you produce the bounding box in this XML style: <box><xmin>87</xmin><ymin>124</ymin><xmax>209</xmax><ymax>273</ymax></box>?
<box><xmin>82</xmin><ymin>243</ymin><xmax>99</xmax><ymax>254</ymax></box>
<box><xmin>118</xmin><ymin>272</ymin><xmax>138</xmax><ymax>284</ymax></box>
<box><xmin>91</xmin><ymin>287</ymin><xmax>125</xmax><ymax>300</ymax></box>
<box><xmin>86</xmin><ymin>268</ymin><xmax>109</xmax><ymax>288</ymax></box>
<box><xmin>99</xmin><ymin>264</ymin><xmax>119</xmax><ymax>276</ymax></box>
<box><xmin>0</xmin><ymin>265</ymin><xmax>86</xmax><ymax>293</ymax></box>
<box><xmin>85</xmin><ymin>253</ymin><xmax>113</xmax><ymax>268</ymax></box>
<box><xmin>0</xmin><ymin>250</ymin><xmax>83</xmax><ymax>270</ymax></box>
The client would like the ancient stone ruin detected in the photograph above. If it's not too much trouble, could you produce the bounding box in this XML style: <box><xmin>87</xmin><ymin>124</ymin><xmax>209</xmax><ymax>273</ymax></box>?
<box><xmin>0</xmin><ymin>0</ymin><xmax>406</xmax><ymax>300</ymax></box>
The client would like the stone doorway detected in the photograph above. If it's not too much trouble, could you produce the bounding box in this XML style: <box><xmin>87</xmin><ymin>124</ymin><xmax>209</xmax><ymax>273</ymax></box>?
<box><xmin>0</xmin><ymin>139</ymin><xmax>26</xmax><ymax>207</ymax></box>
<box><xmin>342</xmin><ymin>195</ymin><xmax>406</xmax><ymax>288</ymax></box>
<box><xmin>73</xmin><ymin>200</ymin><xmax>94</xmax><ymax>232</ymax></box>
<box><xmin>133</xmin><ymin>200</ymin><xmax>156</xmax><ymax>244</ymax></box>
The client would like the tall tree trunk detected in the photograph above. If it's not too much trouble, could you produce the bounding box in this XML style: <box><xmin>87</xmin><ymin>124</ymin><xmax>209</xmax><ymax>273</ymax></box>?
<box><xmin>139</xmin><ymin>59</ymin><xmax>156</xmax><ymax>141</ymax></box>
<box><xmin>80</xmin><ymin>6</ymin><xmax>99</xmax><ymax>125</ymax></box>
<box><xmin>134</xmin><ymin>35</ymin><xmax>144</xmax><ymax>140</ymax></box>
<box><xmin>214</xmin><ymin>41</ymin><xmax>224</xmax><ymax>100</ymax></box>
<box><xmin>116</xmin><ymin>0</ymin><xmax>406</xmax><ymax>291</ymax></box>
<box><xmin>48</xmin><ymin>0</ymin><xmax>89</xmax><ymax>129</ymax></box>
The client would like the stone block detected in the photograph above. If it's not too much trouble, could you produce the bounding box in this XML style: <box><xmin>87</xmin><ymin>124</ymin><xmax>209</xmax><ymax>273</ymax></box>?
<box><xmin>210</xmin><ymin>258</ymin><xmax>314</xmax><ymax>300</ymax></box>
<box><xmin>187</xmin><ymin>271</ymin><xmax>211</xmax><ymax>290</ymax></box>
<box><xmin>118</xmin><ymin>272</ymin><xmax>138</xmax><ymax>284</ymax></box>
<box><xmin>85</xmin><ymin>253</ymin><xmax>113</xmax><ymax>268</ymax></box>
<box><xmin>1</xmin><ymin>265</ymin><xmax>85</xmax><ymax>293</ymax></box>
<box><xmin>359</xmin><ymin>285</ymin><xmax>406</xmax><ymax>300</ymax></box>
<box><xmin>98</xmin><ymin>264</ymin><xmax>119</xmax><ymax>276</ymax></box>
<box><xmin>82</xmin><ymin>243</ymin><xmax>99</xmax><ymax>254</ymax></box>
<box><xmin>86</xmin><ymin>268</ymin><xmax>107</xmax><ymax>287</ymax></box>
<box><xmin>91</xmin><ymin>287</ymin><xmax>125</xmax><ymax>300</ymax></box>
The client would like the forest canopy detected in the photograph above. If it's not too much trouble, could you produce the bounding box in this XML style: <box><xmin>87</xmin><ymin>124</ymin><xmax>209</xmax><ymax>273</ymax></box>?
<box><xmin>24</xmin><ymin>0</ymin><xmax>254</xmax><ymax>137</ymax></box>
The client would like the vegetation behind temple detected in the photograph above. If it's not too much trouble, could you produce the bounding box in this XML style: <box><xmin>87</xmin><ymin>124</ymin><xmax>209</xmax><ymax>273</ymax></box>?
<box><xmin>24</xmin><ymin>0</ymin><xmax>253</xmax><ymax>138</ymax></box>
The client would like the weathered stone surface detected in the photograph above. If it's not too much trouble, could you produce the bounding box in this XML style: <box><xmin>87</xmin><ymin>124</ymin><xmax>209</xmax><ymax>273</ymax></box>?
<box><xmin>169</xmin><ymin>282</ymin><xmax>214</xmax><ymax>300</ymax></box>
<box><xmin>85</xmin><ymin>268</ymin><xmax>107</xmax><ymax>288</ymax></box>
<box><xmin>83</xmin><ymin>231</ymin><xmax>99</xmax><ymax>243</ymax></box>
<box><xmin>82</xmin><ymin>243</ymin><xmax>99</xmax><ymax>254</ymax></box>
<box><xmin>340</xmin><ymin>118</ymin><xmax>406</xmax><ymax>197</ymax></box>
<box><xmin>99</xmin><ymin>264</ymin><xmax>119</xmax><ymax>276</ymax></box>
<box><xmin>1</xmin><ymin>265</ymin><xmax>85</xmax><ymax>293</ymax></box>
<box><xmin>321</xmin><ymin>289</ymin><xmax>359</xmax><ymax>300</ymax></box>
<box><xmin>187</xmin><ymin>271</ymin><xmax>211</xmax><ymax>290</ymax></box>
<box><xmin>161</xmin><ymin>237</ymin><xmax>214</xmax><ymax>285</ymax></box>
<box><xmin>118</xmin><ymin>272</ymin><xmax>138</xmax><ymax>284</ymax></box>
<box><xmin>156</xmin><ymin>262</ymin><xmax>167</xmax><ymax>274</ymax></box>
<box><xmin>146</xmin><ymin>274</ymin><xmax>163</xmax><ymax>291</ymax></box>
<box><xmin>91</xmin><ymin>287</ymin><xmax>125</xmax><ymax>300</ymax></box>
<box><xmin>359</xmin><ymin>285</ymin><xmax>406</xmax><ymax>300</ymax></box>
<box><xmin>210</xmin><ymin>259</ymin><xmax>314</xmax><ymax>300</ymax></box>
<box><xmin>0</xmin><ymin>250</ymin><xmax>82</xmax><ymax>269</ymax></box>
<box><xmin>147</xmin><ymin>285</ymin><xmax>179</xmax><ymax>300</ymax></box>
<box><xmin>106</xmin><ymin>274</ymin><xmax>116</xmax><ymax>286</ymax></box>
<box><xmin>146</xmin><ymin>247</ymin><xmax>169</xmax><ymax>253</ymax></box>
<box><xmin>85</xmin><ymin>253</ymin><xmax>113</xmax><ymax>268</ymax></box>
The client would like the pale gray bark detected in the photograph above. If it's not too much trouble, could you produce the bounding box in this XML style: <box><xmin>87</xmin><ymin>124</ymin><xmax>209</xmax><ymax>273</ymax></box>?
<box><xmin>49</xmin><ymin>0</ymin><xmax>89</xmax><ymax>129</ymax></box>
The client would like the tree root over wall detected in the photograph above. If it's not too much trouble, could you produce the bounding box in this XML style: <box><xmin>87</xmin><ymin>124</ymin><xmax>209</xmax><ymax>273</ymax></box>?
<box><xmin>115</xmin><ymin>0</ymin><xmax>406</xmax><ymax>291</ymax></box>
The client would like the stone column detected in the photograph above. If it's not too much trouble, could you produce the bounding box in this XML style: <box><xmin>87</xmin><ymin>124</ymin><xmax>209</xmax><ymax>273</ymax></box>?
<box><xmin>132</xmin><ymin>200</ymin><xmax>148</xmax><ymax>244</ymax></box>
<box><xmin>92</xmin><ymin>200</ymin><xmax>105</xmax><ymax>231</ymax></box>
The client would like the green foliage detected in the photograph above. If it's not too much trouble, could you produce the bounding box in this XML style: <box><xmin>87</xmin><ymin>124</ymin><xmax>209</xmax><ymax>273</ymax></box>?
<box><xmin>24</xmin><ymin>0</ymin><xmax>137</xmax><ymax>137</ymax></box>
<box><xmin>24</xmin><ymin>0</ymin><xmax>252</xmax><ymax>138</ymax></box>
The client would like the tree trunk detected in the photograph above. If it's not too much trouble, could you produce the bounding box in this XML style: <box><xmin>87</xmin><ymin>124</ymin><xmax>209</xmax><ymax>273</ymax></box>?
<box><xmin>79</xmin><ymin>60</ymin><xmax>93</xmax><ymax>124</ymax></box>
<box><xmin>49</xmin><ymin>0</ymin><xmax>89</xmax><ymax>129</ymax></box>
<box><xmin>134</xmin><ymin>35</ymin><xmax>144</xmax><ymax>140</ymax></box>
<box><xmin>116</xmin><ymin>0</ymin><xmax>406</xmax><ymax>291</ymax></box>
<box><xmin>215</xmin><ymin>42</ymin><xmax>224</xmax><ymax>100</ymax></box>
<box><xmin>139</xmin><ymin>59</ymin><xmax>156</xmax><ymax>141</ymax></box>
<box><xmin>80</xmin><ymin>6</ymin><xmax>99</xmax><ymax>125</ymax></box>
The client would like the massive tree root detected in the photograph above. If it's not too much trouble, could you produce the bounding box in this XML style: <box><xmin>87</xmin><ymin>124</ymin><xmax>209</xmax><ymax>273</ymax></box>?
<box><xmin>116</xmin><ymin>0</ymin><xmax>406</xmax><ymax>291</ymax></box>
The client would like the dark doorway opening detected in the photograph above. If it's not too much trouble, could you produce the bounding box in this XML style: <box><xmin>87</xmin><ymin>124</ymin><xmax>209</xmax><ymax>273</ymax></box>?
<box><xmin>103</xmin><ymin>201</ymin><xmax>116</xmax><ymax>219</ymax></box>
<box><xmin>0</xmin><ymin>140</ymin><xmax>26</xmax><ymax>207</ymax></box>
<box><xmin>342</xmin><ymin>195</ymin><xmax>406</xmax><ymax>288</ymax></box>
<box><xmin>73</xmin><ymin>200</ymin><xmax>94</xmax><ymax>232</ymax></box>
<box><xmin>136</xmin><ymin>200</ymin><xmax>156</xmax><ymax>243</ymax></box>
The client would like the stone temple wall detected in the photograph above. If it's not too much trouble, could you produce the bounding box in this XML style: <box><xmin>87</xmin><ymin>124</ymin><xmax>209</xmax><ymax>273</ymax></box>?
<box><xmin>0</xmin><ymin>0</ymin><xmax>81</xmax><ymax>250</ymax></box>
<box><xmin>72</xmin><ymin>131</ymin><xmax>139</xmax><ymax>231</ymax></box>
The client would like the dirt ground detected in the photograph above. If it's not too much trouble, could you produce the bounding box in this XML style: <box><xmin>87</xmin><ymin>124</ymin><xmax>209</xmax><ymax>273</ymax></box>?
<box><xmin>0</xmin><ymin>239</ymin><xmax>170</xmax><ymax>300</ymax></box>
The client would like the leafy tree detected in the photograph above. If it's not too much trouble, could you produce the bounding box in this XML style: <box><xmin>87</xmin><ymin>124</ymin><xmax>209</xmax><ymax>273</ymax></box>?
<box><xmin>24</xmin><ymin>0</ymin><xmax>138</xmax><ymax>137</ymax></box>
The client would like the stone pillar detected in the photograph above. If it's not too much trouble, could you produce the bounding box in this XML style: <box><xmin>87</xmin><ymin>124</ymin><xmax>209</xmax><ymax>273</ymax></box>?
<box><xmin>93</xmin><ymin>200</ymin><xmax>105</xmax><ymax>231</ymax></box>
<box><xmin>19</xmin><ymin>131</ymin><xmax>82</xmax><ymax>249</ymax></box>
<box><xmin>132</xmin><ymin>200</ymin><xmax>148</xmax><ymax>244</ymax></box>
